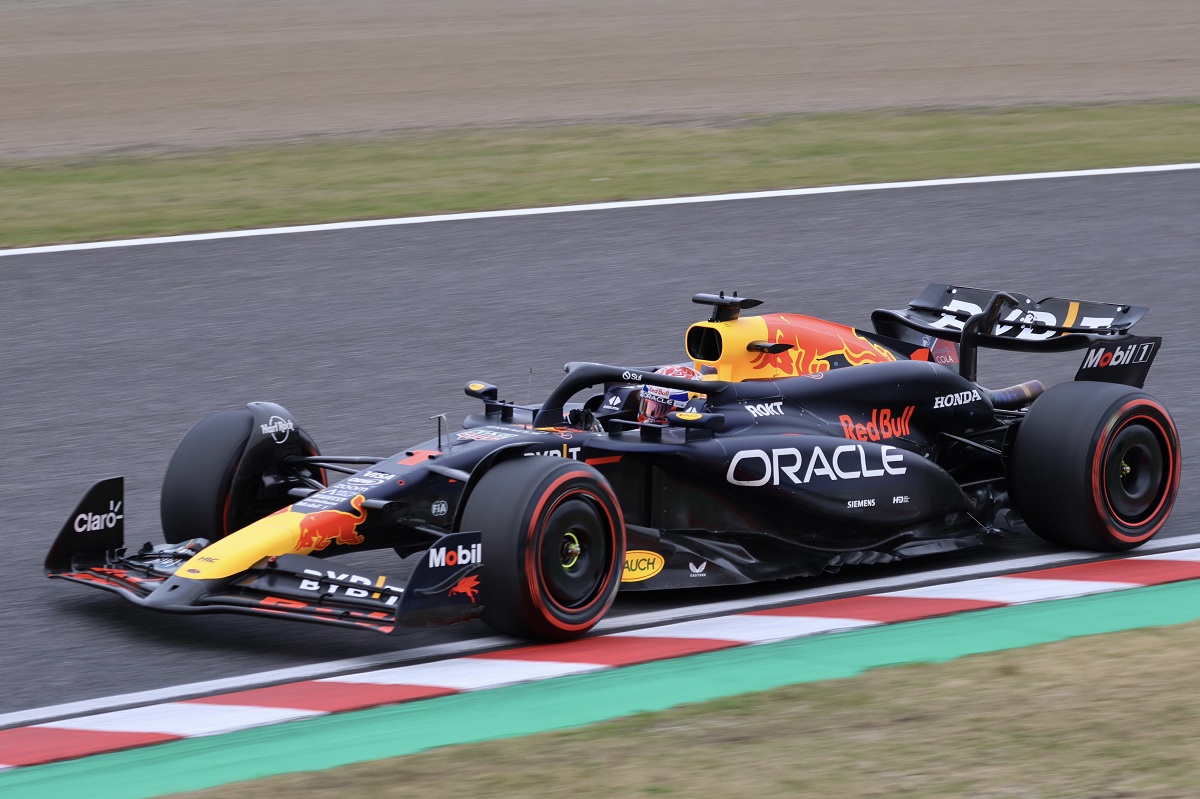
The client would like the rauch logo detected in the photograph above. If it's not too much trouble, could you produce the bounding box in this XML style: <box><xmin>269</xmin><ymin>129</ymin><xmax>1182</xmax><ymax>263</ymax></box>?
<box><xmin>621</xmin><ymin>550</ymin><xmax>664</xmax><ymax>582</ymax></box>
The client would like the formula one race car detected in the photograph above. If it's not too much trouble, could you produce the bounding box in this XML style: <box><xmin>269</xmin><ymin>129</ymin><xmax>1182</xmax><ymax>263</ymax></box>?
<box><xmin>47</xmin><ymin>285</ymin><xmax>1181</xmax><ymax>641</ymax></box>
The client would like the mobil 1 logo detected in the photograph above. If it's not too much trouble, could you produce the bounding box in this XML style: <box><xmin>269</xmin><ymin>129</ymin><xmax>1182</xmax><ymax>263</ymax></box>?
<box><xmin>1075</xmin><ymin>336</ymin><xmax>1160</xmax><ymax>389</ymax></box>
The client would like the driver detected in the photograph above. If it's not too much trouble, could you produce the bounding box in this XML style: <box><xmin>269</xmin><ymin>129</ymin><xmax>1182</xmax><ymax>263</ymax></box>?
<box><xmin>638</xmin><ymin>364</ymin><xmax>703</xmax><ymax>423</ymax></box>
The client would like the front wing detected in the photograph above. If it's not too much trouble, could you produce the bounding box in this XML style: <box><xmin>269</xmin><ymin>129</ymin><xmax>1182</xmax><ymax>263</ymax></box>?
<box><xmin>46</xmin><ymin>478</ymin><xmax>483</xmax><ymax>634</ymax></box>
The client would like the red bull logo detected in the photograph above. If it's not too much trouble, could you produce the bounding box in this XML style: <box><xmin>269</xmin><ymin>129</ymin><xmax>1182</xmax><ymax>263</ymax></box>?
<box><xmin>295</xmin><ymin>495</ymin><xmax>367</xmax><ymax>552</ymax></box>
<box><xmin>750</xmin><ymin>314</ymin><xmax>897</xmax><ymax>376</ymax></box>
<box><xmin>448</xmin><ymin>574</ymin><xmax>480</xmax><ymax>602</ymax></box>
<box><xmin>840</xmin><ymin>406</ymin><xmax>915</xmax><ymax>442</ymax></box>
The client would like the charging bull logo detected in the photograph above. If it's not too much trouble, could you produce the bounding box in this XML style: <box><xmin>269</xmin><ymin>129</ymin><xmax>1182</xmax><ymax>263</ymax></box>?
<box><xmin>751</xmin><ymin>314</ymin><xmax>897</xmax><ymax>376</ymax></box>
<box><xmin>295</xmin><ymin>494</ymin><xmax>368</xmax><ymax>552</ymax></box>
<box><xmin>449</xmin><ymin>574</ymin><xmax>480</xmax><ymax>603</ymax></box>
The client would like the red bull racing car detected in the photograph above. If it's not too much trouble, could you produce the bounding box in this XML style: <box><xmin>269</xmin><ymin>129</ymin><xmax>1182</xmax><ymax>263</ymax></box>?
<box><xmin>47</xmin><ymin>285</ymin><xmax>1181</xmax><ymax>641</ymax></box>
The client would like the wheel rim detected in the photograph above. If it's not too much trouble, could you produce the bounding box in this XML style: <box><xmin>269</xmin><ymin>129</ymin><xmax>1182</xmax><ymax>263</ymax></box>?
<box><xmin>538</xmin><ymin>496</ymin><xmax>611</xmax><ymax>609</ymax></box>
<box><xmin>1103</xmin><ymin>421</ymin><xmax>1166</xmax><ymax>524</ymax></box>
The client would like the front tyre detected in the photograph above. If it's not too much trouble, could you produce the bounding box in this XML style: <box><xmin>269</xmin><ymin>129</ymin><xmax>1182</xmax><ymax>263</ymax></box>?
<box><xmin>1011</xmin><ymin>381</ymin><xmax>1181</xmax><ymax>550</ymax></box>
<box><xmin>160</xmin><ymin>407</ymin><xmax>322</xmax><ymax>543</ymax></box>
<box><xmin>461</xmin><ymin>458</ymin><xmax>625</xmax><ymax>641</ymax></box>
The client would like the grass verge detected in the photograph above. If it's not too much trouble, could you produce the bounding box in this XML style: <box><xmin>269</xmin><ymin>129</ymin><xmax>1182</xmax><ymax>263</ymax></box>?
<box><xmin>2</xmin><ymin>102</ymin><xmax>1198</xmax><ymax>249</ymax></box>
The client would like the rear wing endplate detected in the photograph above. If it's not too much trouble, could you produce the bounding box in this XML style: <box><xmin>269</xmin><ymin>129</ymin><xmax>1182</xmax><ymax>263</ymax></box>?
<box><xmin>1073</xmin><ymin>335</ymin><xmax>1161</xmax><ymax>389</ymax></box>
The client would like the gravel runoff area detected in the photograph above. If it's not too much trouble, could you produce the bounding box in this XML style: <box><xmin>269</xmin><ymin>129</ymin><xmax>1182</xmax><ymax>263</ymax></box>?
<box><xmin>1</xmin><ymin>0</ymin><xmax>1198</xmax><ymax>160</ymax></box>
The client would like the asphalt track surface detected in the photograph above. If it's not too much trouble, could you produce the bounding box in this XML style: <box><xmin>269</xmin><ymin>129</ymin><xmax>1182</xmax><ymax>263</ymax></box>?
<box><xmin>2</xmin><ymin>170</ymin><xmax>1197</xmax><ymax>715</ymax></box>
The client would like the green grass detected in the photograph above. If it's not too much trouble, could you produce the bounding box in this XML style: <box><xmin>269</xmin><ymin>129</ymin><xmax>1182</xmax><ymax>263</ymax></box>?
<box><xmin>3</xmin><ymin>103</ymin><xmax>1198</xmax><ymax>249</ymax></box>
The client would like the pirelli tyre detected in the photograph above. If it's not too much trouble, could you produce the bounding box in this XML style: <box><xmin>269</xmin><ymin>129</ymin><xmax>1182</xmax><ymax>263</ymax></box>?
<box><xmin>1011</xmin><ymin>381</ymin><xmax>1181</xmax><ymax>550</ymax></box>
<box><xmin>462</xmin><ymin>457</ymin><xmax>625</xmax><ymax>641</ymax></box>
<box><xmin>160</xmin><ymin>405</ymin><xmax>323</xmax><ymax>544</ymax></box>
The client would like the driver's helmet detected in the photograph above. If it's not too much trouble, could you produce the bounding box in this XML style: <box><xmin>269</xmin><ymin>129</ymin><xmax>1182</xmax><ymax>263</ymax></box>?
<box><xmin>638</xmin><ymin>364</ymin><xmax>701</xmax><ymax>423</ymax></box>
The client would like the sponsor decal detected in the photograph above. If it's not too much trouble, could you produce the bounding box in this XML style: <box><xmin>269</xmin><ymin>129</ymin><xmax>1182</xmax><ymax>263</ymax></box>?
<box><xmin>749</xmin><ymin>315</ymin><xmax>897</xmax><ymax>375</ymax></box>
<box><xmin>448</xmin><ymin>574</ymin><xmax>480</xmax><ymax>602</ymax></box>
<box><xmin>524</xmin><ymin>445</ymin><xmax>582</xmax><ymax>460</ymax></box>
<box><xmin>431</xmin><ymin>500</ymin><xmax>449</xmax><ymax>517</ymax></box>
<box><xmin>1074</xmin><ymin>336</ymin><xmax>1160</xmax><ymax>388</ymax></box>
<box><xmin>726</xmin><ymin>444</ymin><xmax>907</xmax><ymax>487</ymax></box>
<box><xmin>621</xmin><ymin>370</ymin><xmax>644</xmax><ymax>382</ymax></box>
<box><xmin>605</xmin><ymin>394</ymin><xmax>623</xmax><ymax>408</ymax></box>
<box><xmin>641</xmin><ymin>384</ymin><xmax>676</xmax><ymax>403</ymax></box>
<box><xmin>467</xmin><ymin>382</ymin><xmax>487</xmax><ymax>392</ymax></box>
<box><xmin>689</xmin><ymin>561</ymin><xmax>707</xmax><ymax>577</ymax></box>
<box><xmin>298</xmin><ymin>487</ymin><xmax>359</xmax><ymax>505</ymax></box>
<box><xmin>297</xmin><ymin>474</ymin><xmax>389</xmax><ymax>510</ymax></box>
<box><xmin>621</xmin><ymin>550</ymin><xmax>665</xmax><ymax>582</ymax></box>
<box><xmin>428</xmin><ymin>542</ymin><xmax>482</xmax><ymax>568</ymax></box>
<box><xmin>745</xmin><ymin>401</ymin><xmax>784</xmax><ymax>418</ymax></box>
<box><xmin>295</xmin><ymin>495</ymin><xmax>367</xmax><ymax>551</ymax></box>
<box><xmin>675</xmin><ymin>412</ymin><xmax>703</xmax><ymax>421</ymax></box>
<box><xmin>931</xmin><ymin>298</ymin><xmax>1114</xmax><ymax>339</ymax></box>
<box><xmin>342</xmin><ymin>475</ymin><xmax>387</xmax><ymax>488</ymax></box>
<box><xmin>1081</xmin><ymin>341</ymin><xmax>1155</xmax><ymax>369</ymax></box>
<box><xmin>933</xmin><ymin>390</ymin><xmax>982</xmax><ymax>409</ymax></box>
<box><xmin>840</xmin><ymin>406</ymin><xmax>915</xmax><ymax>441</ymax></box>
<box><xmin>457</xmin><ymin>429</ymin><xmax>520</xmax><ymax>442</ymax></box>
<box><xmin>74</xmin><ymin>500</ymin><xmax>123</xmax><ymax>532</ymax></box>
<box><xmin>298</xmin><ymin>568</ymin><xmax>400</xmax><ymax>605</ymax></box>
<box><xmin>893</xmin><ymin>495</ymin><xmax>910</xmax><ymax>504</ymax></box>
<box><xmin>847</xmin><ymin>498</ymin><xmax>876</xmax><ymax>508</ymax></box>
<box><xmin>260</xmin><ymin>415</ymin><xmax>294</xmax><ymax>444</ymax></box>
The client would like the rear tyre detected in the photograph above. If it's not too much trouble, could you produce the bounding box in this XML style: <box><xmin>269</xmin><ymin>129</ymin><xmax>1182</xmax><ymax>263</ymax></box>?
<box><xmin>461</xmin><ymin>458</ymin><xmax>625</xmax><ymax>641</ymax></box>
<box><xmin>160</xmin><ymin>408</ymin><xmax>322</xmax><ymax>543</ymax></box>
<box><xmin>1011</xmin><ymin>381</ymin><xmax>1180</xmax><ymax>550</ymax></box>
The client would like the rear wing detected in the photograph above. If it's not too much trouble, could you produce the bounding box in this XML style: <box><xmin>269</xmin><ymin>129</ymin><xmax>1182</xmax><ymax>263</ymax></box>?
<box><xmin>872</xmin><ymin>284</ymin><xmax>1157</xmax><ymax>385</ymax></box>
<box><xmin>872</xmin><ymin>284</ymin><xmax>1146</xmax><ymax>351</ymax></box>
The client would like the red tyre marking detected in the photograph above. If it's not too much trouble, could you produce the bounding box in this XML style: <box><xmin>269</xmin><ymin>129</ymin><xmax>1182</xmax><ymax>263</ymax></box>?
<box><xmin>523</xmin><ymin>471</ymin><xmax>624</xmax><ymax>633</ymax></box>
<box><xmin>1090</xmin><ymin>400</ymin><xmax>1180</xmax><ymax>543</ymax></box>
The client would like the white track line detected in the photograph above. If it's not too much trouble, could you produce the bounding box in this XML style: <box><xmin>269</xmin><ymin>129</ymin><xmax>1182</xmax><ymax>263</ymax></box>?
<box><xmin>3</xmin><ymin>163</ymin><xmax>1197</xmax><ymax>258</ymax></box>
<box><xmin>40</xmin><ymin>703</ymin><xmax>320</xmax><ymax>737</ymax></box>
<box><xmin>324</xmin><ymin>659</ymin><xmax>605</xmax><ymax>689</ymax></box>
<box><xmin>612</xmin><ymin>615</ymin><xmax>875</xmax><ymax>643</ymax></box>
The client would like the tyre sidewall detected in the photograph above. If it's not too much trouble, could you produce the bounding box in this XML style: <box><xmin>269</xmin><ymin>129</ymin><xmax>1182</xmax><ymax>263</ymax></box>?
<box><xmin>1012</xmin><ymin>381</ymin><xmax>1181</xmax><ymax>550</ymax></box>
<box><xmin>160</xmin><ymin>409</ymin><xmax>252</xmax><ymax>543</ymax></box>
